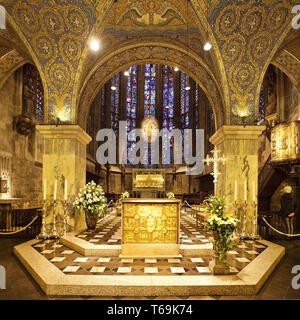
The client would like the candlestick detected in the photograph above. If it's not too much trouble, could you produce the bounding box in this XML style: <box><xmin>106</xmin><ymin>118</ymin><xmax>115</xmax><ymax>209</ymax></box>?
<box><xmin>37</xmin><ymin>200</ymin><xmax>48</xmax><ymax>239</ymax></box>
<box><xmin>244</xmin><ymin>180</ymin><xmax>247</xmax><ymax>202</ymax></box>
<box><xmin>250</xmin><ymin>201</ymin><xmax>259</xmax><ymax>239</ymax></box>
<box><xmin>54</xmin><ymin>179</ymin><xmax>57</xmax><ymax>201</ymax></box>
<box><xmin>43</xmin><ymin>179</ymin><xmax>47</xmax><ymax>201</ymax></box>
<box><xmin>252</xmin><ymin>181</ymin><xmax>256</xmax><ymax>203</ymax></box>
<box><xmin>51</xmin><ymin>200</ymin><xmax>59</xmax><ymax>239</ymax></box>
<box><xmin>63</xmin><ymin>200</ymin><xmax>67</xmax><ymax>237</ymax></box>
<box><xmin>234</xmin><ymin>180</ymin><xmax>237</xmax><ymax>203</ymax></box>
<box><xmin>241</xmin><ymin>200</ymin><xmax>247</xmax><ymax>238</ymax></box>
<box><xmin>64</xmin><ymin>179</ymin><xmax>68</xmax><ymax>201</ymax></box>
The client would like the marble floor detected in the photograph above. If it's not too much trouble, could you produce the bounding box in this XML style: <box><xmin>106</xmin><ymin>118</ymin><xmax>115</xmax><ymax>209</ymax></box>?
<box><xmin>0</xmin><ymin>237</ymin><xmax>299</xmax><ymax>299</ymax></box>
<box><xmin>0</xmin><ymin>213</ymin><xmax>299</xmax><ymax>299</ymax></box>
<box><xmin>31</xmin><ymin>238</ymin><xmax>266</xmax><ymax>276</ymax></box>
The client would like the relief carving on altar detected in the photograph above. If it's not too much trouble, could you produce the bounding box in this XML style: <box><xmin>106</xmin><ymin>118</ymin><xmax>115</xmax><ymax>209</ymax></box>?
<box><xmin>123</xmin><ymin>203</ymin><xmax>178</xmax><ymax>243</ymax></box>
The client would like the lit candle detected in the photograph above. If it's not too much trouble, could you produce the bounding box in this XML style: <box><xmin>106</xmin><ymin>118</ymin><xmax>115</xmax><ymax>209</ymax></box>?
<box><xmin>54</xmin><ymin>179</ymin><xmax>57</xmax><ymax>201</ymax></box>
<box><xmin>252</xmin><ymin>181</ymin><xmax>256</xmax><ymax>203</ymax></box>
<box><xmin>234</xmin><ymin>180</ymin><xmax>237</xmax><ymax>202</ymax></box>
<box><xmin>64</xmin><ymin>179</ymin><xmax>68</xmax><ymax>201</ymax></box>
<box><xmin>244</xmin><ymin>180</ymin><xmax>247</xmax><ymax>202</ymax></box>
<box><xmin>43</xmin><ymin>179</ymin><xmax>47</xmax><ymax>201</ymax></box>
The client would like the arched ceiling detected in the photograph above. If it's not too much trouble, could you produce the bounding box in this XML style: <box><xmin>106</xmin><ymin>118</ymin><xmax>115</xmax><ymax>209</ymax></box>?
<box><xmin>271</xmin><ymin>28</ymin><xmax>300</xmax><ymax>94</ymax></box>
<box><xmin>77</xmin><ymin>41</ymin><xmax>225</xmax><ymax>131</ymax></box>
<box><xmin>0</xmin><ymin>0</ymin><xmax>297</xmax><ymax>126</ymax></box>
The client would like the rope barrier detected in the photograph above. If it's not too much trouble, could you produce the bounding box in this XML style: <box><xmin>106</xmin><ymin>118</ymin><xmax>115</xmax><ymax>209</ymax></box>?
<box><xmin>262</xmin><ymin>216</ymin><xmax>300</xmax><ymax>237</ymax></box>
<box><xmin>0</xmin><ymin>215</ymin><xmax>38</xmax><ymax>235</ymax></box>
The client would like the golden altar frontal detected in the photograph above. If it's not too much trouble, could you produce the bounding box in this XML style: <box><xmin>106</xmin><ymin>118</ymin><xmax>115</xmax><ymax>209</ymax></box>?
<box><xmin>121</xmin><ymin>199</ymin><xmax>181</xmax><ymax>257</ymax></box>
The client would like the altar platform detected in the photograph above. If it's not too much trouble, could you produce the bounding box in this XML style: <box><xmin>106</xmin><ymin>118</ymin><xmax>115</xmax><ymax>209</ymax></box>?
<box><xmin>14</xmin><ymin>212</ymin><xmax>285</xmax><ymax>297</ymax></box>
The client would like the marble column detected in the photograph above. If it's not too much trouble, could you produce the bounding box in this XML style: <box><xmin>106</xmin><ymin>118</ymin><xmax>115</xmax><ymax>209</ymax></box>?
<box><xmin>36</xmin><ymin>125</ymin><xmax>92</xmax><ymax>234</ymax></box>
<box><xmin>210</xmin><ymin>125</ymin><xmax>265</xmax><ymax>236</ymax></box>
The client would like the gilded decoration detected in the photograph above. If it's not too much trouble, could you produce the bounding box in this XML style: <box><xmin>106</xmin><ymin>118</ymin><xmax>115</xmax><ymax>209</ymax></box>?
<box><xmin>211</xmin><ymin>0</ymin><xmax>293</xmax><ymax>124</ymax></box>
<box><xmin>122</xmin><ymin>202</ymin><xmax>178</xmax><ymax>243</ymax></box>
<box><xmin>272</xmin><ymin>50</ymin><xmax>300</xmax><ymax>93</ymax></box>
<box><xmin>1</xmin><ymin>0</ymin><xmax>296</xmax><ymax>126</ymax></box>
<box><xmin>270</xmin><ymin>121</ymin><xmax>300</xmax><ymax>163</ymax></box>
<box><xmin>76</xmin><ymin>0</ymin><xmax>219</xmax><ymax>110</ymax></box>
<box><xmin>3</xmin><ymin>0</ymin><xmax>96</xmax><ymax>123</ymax></box>
<box><xmin>116</xmin><ymin>0</ymin><xmax>187</xmax><ymax>27</ymax></box>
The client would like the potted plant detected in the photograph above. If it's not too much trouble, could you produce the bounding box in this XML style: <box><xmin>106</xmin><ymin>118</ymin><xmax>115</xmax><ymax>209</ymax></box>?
<box><xmin>167</xmin><ymin>192</ymin><xmax>175</xmax><ymax>199</ymax></box>
<box><xmin>204</xmin><ymin>195</ymin><xmax>239</xmax><ymax>274</ymax></box>
<box><xmin>73</xmin><ymin>181</ymin><xmax>107</xmax><ymax>230</ymax></box>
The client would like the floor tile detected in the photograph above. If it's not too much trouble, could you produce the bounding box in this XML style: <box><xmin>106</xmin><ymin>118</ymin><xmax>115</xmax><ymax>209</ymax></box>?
<box><xmin>145</xmin><ymin>259</ymin><xmax>157</xmax><ymax>264</ymax></box>
<box><xmin>41</xmin><ymin>250</ymin><xmax>54</xmax><ymax>254</ymax></box>
<box><xmin>63</xmin><ymin>266</ymin><xmax>80</xmax><ymax>273</ymax></box>
<box><xmin>235</xmin><ymin>257</ymin><xmax>251</xmax><ymax>263</ymax></box>
<box><xmin>144</xmin><ymin>267</ymin><xmax>158</xmax><ymax>274</ymax></box>
<box><xmin>227</xmin><ymin>250</ymin><xmax>239</xmax><ymax>255</ymax></box>
<box><xmin>90</xmin><ymin>266</ymin><xmax>106</xmax><ymax>273</ymax></box>
<box><xmin>171</xmin><ymin>267</ymin><xmax>185</xmax><ymax>274</ymax></box>
<box><xmin>50</xmin><ymin>257</ymin><xmax>66</xmax><ymax>262</ymax></box>
<box><xmin>246</xmin><ymin>250</ymin><xmax>259</xmax><ymax>255</ymax></box>
<box><xmin>190</xmin><ymin>258</ymin><xmax>204</xmax><ymax>263</ymax></box>
<box><xmin>97</xmin><ymin>258</ymin><xmax>111</xmax><ymax>263</ymax></box>
<box><xmin>117</xmin><ymin>267</ymin><xmax>132</xmax><ymax>273</ymax></box>
<box><xmin>73</xmin><ymin>257</ymin><xmax>88</xmax><ymax>263</ymax></box>
<box><xmin>168</xmin><ymin>259</ymin><xmax>181</xmax><ymax>263</ymax></box>
<box><xmin>121</xmin><ymin>259</ymin><xmax>133</xmax><ymax>263</ymax></box>
<box><xmin>196</xmin><ymin>267</ymin><xmax>210</xmax><ymax>273</ymax></box>
<box><xmin>61</xmin><ymin>250</ymin><xmax>74</xmax><ymax>255</ymax></box>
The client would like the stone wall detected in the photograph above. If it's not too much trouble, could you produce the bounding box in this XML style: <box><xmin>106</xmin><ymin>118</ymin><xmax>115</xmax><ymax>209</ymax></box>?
<box><xmin>0</xmin><ymin>71</ymin><xmax>43</xmax><ymax>208</ymax></box>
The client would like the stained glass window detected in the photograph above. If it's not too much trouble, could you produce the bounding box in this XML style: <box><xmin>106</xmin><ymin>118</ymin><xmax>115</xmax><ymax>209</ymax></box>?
<box><xmin>259</xmin><ymin>85</ymin><xmax>265</xmax><ymax>123</ymax></box>
<box><xmin>143</xmin><ymin>64</ymin><xmax>156</xmax><ymax>167</ymax></box>
<box><xmin>110</xmin><ymin>73</ymin><xmax>120</xmax><ymax>135</ymax></box>
<box><xmin>126</xmin><ymin>66</ymin><xmax>138</xmax><ymax>165</ymax></box>
<box><xmin>144</xmin><ymin>64</ymin><xmax>156</xmax><ymax>117</ymax></box>
<box><xmin>100</xmin><ymin>86</ymin><xmax>105</xmax><ymax>129</ymax></box>
<box><xmin>180</xmin><ymin>72</ymin><xmax>190</xmax><ymax>162</ymax></box>
<box><xmin>207</xmin><ymin>101</ymin><xmax>215</xmax><ymax>152</ymax></box>
<box><xmin>195</xmin><ymin>83</ymin><xmax>199</xmax><ymax>129</ymax></box>
<box><xmin>23</xmin><ymin>63</ymin><xmax>44</xmax><ymax>122</ymax></box>
<box><xmin>162</xmin><ymin>65</ymin><xmax>174</xmax><ymax>165</ymax></box>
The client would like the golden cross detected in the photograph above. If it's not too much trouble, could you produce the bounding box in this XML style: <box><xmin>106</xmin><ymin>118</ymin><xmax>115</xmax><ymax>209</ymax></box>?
<box><xmin>203</xmin><ymin>148</ymin><xmax>227</xmax><ymax>194</ymax></box>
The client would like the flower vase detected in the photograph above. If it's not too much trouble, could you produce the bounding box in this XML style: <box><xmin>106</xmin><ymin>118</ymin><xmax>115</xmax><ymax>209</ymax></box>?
<box><xmin>85</xmin><ymin>213</ymin><xmax>98</xmax><ymax>230</ymax></box>
<box><xmin>209</xmin><ymin>232</ymin><xmax>231</xmax><ymax>275</ymax></box>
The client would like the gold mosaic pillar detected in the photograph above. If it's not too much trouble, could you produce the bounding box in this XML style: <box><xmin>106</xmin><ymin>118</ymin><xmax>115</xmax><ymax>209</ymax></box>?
<box><xmin>36</xmin><ymin>125</ymin><xmax>91</xmax><ymax>233</ymax></box>
<box><xmin>210</xmin><ymin>126</ymin><xmax>265</xmax><ymax>235</ymax></box>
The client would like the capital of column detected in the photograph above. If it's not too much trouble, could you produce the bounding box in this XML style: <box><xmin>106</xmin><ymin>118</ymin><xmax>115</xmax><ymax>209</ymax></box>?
<box><xmin>210</xmin><ymin>125</ymin><xmax>266</xmax><ymax>146</ymax></box>
<box><xmin>36</xmin><ymin>124</ymin><xmax>92</xmax><ymax>146</ymax></box>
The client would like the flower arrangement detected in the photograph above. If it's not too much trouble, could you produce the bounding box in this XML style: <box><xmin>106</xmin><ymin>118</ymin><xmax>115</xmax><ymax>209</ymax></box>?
<box><xmin>204</xmin><ymin>195</ymin><xmax>239</xmax><ymax>264</ymax></box>
<box><xmin>167</xmin><ymin>192</ymin><xmax>175</xmax><ymax>199</ymax></box>
<box><xmin>73</xmin><ymin>181</ymin><xmax>107</xmax><ymax>228</ymax></box>
<box><xmin>120</xmin><ymin>191</ymin><xmax>130</xmax><ymax>200</ymax></box>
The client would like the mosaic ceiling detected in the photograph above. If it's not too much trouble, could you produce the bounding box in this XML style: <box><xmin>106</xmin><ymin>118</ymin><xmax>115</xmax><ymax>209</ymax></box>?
<box><xmin>0</xmin><ymin>0</ymin><xmax>298</xmax><ymax>126</ymax></box>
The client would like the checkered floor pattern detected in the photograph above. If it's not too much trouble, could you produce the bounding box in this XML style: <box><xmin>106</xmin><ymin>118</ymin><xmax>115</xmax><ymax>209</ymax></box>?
<box><xmin>74</xmin><ymin>214</ymin><xmax>212</xmax><ymax>245</ymax></box>
<box><xmin>33</xmin><ymin>220</ymin><xmax>267</xmax><ymax>276</ymax></box>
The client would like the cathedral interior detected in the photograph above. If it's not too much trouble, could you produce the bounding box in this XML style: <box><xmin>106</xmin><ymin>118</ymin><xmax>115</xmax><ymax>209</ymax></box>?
<box><xmin>0</xmin><ymin>0</ymin><xmax>300</xmax><ymax>301</ymax></box>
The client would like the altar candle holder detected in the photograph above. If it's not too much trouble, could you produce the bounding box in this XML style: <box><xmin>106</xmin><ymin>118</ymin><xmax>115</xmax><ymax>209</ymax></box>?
<box><xmin>62</xmin><ymin>200</ymin><xmax>68</xmax><ymax>237</ymax></box>
<box><xmin>37</xmin><ymin>200</ymin><xmax>48</xmax><ymax>239</ymax></box>
<box><xmin>241</xmin><ymin>200</ymin><xmax>248</xmax><ymax>239</ymax></box>
<box><xmin>50</xmin><ymin>200</ymin><xmax>59</xmax><ymax>239</ymax></box>
<box><xmin>250</xmin><ymin>201</ymin><xmax>259</xmax><ymax>239</ymax></box>
<box><xmin>233</xmin><ymin>200</ymin><xmax>239</xmax><ymax>238</ymax></box>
